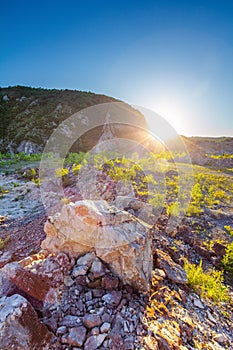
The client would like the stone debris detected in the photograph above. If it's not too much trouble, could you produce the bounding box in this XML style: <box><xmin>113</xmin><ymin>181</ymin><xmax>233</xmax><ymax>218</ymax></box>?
<box><xmin>0</xmin><ymin>198</ymin><xmax>232</xmax><ymax>349</ymax></box>
<box><xmin>0</xmin><ymin>248</ymin><xmax>232</xmax><ymax>349</ymax></box>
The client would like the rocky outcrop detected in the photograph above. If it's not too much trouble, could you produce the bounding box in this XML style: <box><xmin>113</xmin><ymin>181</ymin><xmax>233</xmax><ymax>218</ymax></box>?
<box><xmin>0</xmin><ymin>294</ymin><xmax>52</xmax><ymax>350</ymax></box>
<box><xmin>17</xmin><ymin>140</ymin><xmax>42</xmax><ymax>154</ymax></box>
<box><xmin>42</xmin><ymin>200</ymin><xmax>153</xmax><ymax>292</ymax></box>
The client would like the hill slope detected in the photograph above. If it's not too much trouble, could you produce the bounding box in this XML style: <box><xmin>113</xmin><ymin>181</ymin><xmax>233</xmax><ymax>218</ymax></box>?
<box><xmin>0</xmin><ymin>86</ymin><xmax>148</xmax><ymax>154</ymax></box>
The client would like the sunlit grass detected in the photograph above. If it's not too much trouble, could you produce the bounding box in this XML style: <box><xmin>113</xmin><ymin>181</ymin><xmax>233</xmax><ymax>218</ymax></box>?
<box><xmin>184</xmin><ymin>259</ymin><xmax>230</xmax><ymax>302</ymax></box>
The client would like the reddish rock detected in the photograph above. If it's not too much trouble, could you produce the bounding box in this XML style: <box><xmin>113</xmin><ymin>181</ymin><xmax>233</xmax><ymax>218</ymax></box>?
<box><xmin>0</xmin><ymin>262</ymin><xmax>54</xmax><ymax>310</ymax></box>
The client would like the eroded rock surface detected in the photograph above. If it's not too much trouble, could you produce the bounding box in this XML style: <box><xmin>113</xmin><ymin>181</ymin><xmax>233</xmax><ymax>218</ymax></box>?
<box><xmin>42</xmin><ymin>200</ymin><xmax>153</xmax><ymax>292</ymax></box>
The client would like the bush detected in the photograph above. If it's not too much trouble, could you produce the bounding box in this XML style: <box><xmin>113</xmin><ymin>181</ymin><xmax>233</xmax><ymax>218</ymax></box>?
<box><xmin>224</xmin><ymin>225</ymin><xmax>233</xmax><ymax>237</ymax></box>
<box><xmin>222</xmin><ymin>242</ymin><xmax>233</xmax><ymax>276</ymax></box>
<box><xmin>184</xmin><ymin>259</ymin><xmax>230</xmax><ymax>302</ymax></box>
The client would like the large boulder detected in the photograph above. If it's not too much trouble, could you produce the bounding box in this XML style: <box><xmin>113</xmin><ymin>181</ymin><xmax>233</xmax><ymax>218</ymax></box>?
<box><xmin>42</xmin><ymin>200</ymin><xmax>152</xmax><ymax>292</ymax></box>
<box><xmin>0</xmin><ymin>294</ymin><xmax>52</xmax><ymax>349</ymax></box>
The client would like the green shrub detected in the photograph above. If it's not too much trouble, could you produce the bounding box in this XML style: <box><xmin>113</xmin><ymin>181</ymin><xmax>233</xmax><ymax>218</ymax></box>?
<box><xmin>184</xmin><ymin>259</ymin><xmax>230</xmax><ymax>302</ymax></box>
<box><xmin>222</xmin><ymin>242</ymin><xmax>233</xmax><ymax>276</ymax></box>
<box><xmin>224</xmin><ymin>225</ymin><xmax>233</xmax><ymax>237</ymax></box>
<box><xmin>166</xmin><ymin>202</ymin><xmax>183</xmax><ymax>217</ymax></box>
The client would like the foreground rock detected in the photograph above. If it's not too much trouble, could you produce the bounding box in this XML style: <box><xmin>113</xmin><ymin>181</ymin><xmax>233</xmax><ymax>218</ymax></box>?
<box><xmin>0</xmin><ymin>251</ymin><xmax>73</xmax><ymax>311</ymax></box>
<box><xmin>42</xmin><ymin>200</ymin><xmax>153</xmax><ymax>292</ymax></box>
<box><xmin>0</xmin><ymin>294</ymin><xmax>52</xmax><ymax>350</ymax></box>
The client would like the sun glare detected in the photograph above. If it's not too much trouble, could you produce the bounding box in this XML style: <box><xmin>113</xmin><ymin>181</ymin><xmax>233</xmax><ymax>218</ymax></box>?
<box><xmin>138</xmin><ymin>91</ymin><xmax>189</xmax><ymax>137</ymax></box>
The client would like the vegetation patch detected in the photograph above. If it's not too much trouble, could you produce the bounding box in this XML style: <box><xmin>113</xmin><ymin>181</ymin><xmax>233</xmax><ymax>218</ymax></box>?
<box><xmin>184</xmin><ymin>259</ymin><xmax>230</xmax><ymax>302</ymax></box>
<box><xmin>222</xmin><ymin>242</ymin><xmax>233</xmax><ymax>276</ymax></box>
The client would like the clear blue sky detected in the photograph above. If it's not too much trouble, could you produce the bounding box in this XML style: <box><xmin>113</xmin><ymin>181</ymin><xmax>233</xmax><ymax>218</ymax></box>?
<box><xmin>1</xmin><ymin>0</ymin><xmax>233</xmax><ymax>136</ymax></box>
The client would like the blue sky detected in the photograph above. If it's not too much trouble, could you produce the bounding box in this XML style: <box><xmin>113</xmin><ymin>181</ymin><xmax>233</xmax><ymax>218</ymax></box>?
<box><xmin>1</xmin><ymin>0</ymin><xmax>233</xmax><ymax>136</ymax></box>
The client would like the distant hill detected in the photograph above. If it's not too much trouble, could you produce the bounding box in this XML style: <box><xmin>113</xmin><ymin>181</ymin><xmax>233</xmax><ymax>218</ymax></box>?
<box><xmin>0</xmin><ymin>86</ymin><xmax>147</xmax><ymax>154</ymax></box>
<box><xmin>168</xmin><ymin>135</ymin><xmax>233</xmax><ymax>167</ymax></box>
<box><xmin>0</xmin><ymin>86</ymin><xmax>232</xmax><ymax>167</ymax></box>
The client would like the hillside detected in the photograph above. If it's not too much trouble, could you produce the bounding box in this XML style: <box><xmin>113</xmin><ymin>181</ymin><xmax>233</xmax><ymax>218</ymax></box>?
<box><xmin>0</xmin><ymin>86</ymin><xmax>147</xmax><ymax>154</ymax></box>
<box><xmin>1</xmin><ymin>87</ymin><xmax>233</xmax><ymax>167</ymax></box>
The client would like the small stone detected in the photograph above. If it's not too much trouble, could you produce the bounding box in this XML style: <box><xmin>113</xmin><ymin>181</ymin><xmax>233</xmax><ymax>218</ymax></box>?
<box><xmin>153</xmin><ymin>268</ymin><xmax>166</xmax><ymax>281</ymax></box>
<box><xmin>67</xmin><ymin>326</ymin><xmax>87</xmax><ymax>346</ymax></box>
<box><xmin>155</xmin><ymin>249</ymin><xmax>187</xmax><ymax>284</ymax></box>
<box><xmin>206</xmin><ymin>310</ymin><xmax>216</xmax><ymax>324</ymax></box>
<box><xmin>85</xmin><ymin>291</ymin><xmax>92</xmax><ymax>301</ymax></box>
<box><xmin>88</xmin><ymin>278</ymin><xmax>102</xmax><ymax>288</ymax></box>
<box><xmin>123</xmin><ymin>321</ymin><xmax>129</xmax><ymax>333</ymax></box>
<box><xmin>76</xmin><ymin>275</ymin><xmax>90</xmax><ymax>285</ymax></box>
<box><xmin>84</xmin><ymin>334</ymin><xmax>107</xmax><ymax>350</ymax></box>
<box><xmin>90</xmin><ymin>259</ymin><xmax>106</xmax><ymax>278</ymax></box>
<box><xmin>83</xmin><ymin>314</ymin><xmax>102</xmax><ymax>328</ymax></box>
<box><xmin>193</xmin><ymin>298</ymin><xmax>204</xmax><ymax>309</ymax></box>
<box><xmin>60</xmin><ymin>315</ymin><xmax>81</xmax><ymax>327</ymax></box>
<box><xmin>0</xmin><ymin>251</ymin><xmax>12</xmax><ymax>268</ymax></box>
<box><xmin>64</xmin><ymin>276</ymin><xmax>75</xmax><ymax>287</ymax></box>
<box><xmin>76</xmin><ymin>253</ymin><xmax>95</xmax><ymax>268</ymax></box>
<box><xmin>100</xmin><ymin>322</ymin><xmax>111</xmax><ymax>333</ymax></box>
<box><xmin>96</xmin><ymin>307</ymin><xmax>105</xmax><ymax>316</ymax></box>
<box><xmin>102</xmin><ymin>291</ymin><xmax>122</xmax><ymax>307</ymax></box>
<box><xmin>57</xmin><ymin>326</ymin><xmax>67</xmax><ymax>335</ymax></box>
<box><xmin>72</xmin><ymin>265</ymin><xmax>89</xmax><ymax>277</ymax></box>
<box><xmin>102</xmin><ymin>313</ymin><xmax>112</xmax><ymax>323</ymax></box>
<box><xmin>92</xmin><ymin>289</ymin><xmax>104</xmax><ymax>298</ymax></box>
<box><xmin>90</xmin><ymin>327</ymin><xmax>99</xmax><ymax>335</ymax></box>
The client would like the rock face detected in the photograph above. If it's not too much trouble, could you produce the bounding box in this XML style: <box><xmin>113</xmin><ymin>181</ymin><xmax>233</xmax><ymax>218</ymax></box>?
<box><xmin>42</xmin><ymin>200</ymin><xmax>152</xmax><ymax>292</ymax></box>
<box><xmin>0</xmin><ymin>294</ymin><xmax>52</xmax><ymax>350</ymax></box>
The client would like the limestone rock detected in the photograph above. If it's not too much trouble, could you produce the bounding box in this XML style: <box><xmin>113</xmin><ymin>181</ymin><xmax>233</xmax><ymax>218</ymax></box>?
<box><xmin>0</xmin><ymin>294</ymin><xmax>52</xmax><ymax>350</ymax></box>
<box><xmin>42</xmin><ymin>200</ymin><xmax>153</xmax><ymax>292</ymax></box>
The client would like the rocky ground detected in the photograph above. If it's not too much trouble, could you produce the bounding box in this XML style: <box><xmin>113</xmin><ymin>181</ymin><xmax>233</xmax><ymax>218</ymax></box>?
<box><xmin>0</xmin><ymin>166</ymin><xmax>232</xmax><ymax>350</ymax></box>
